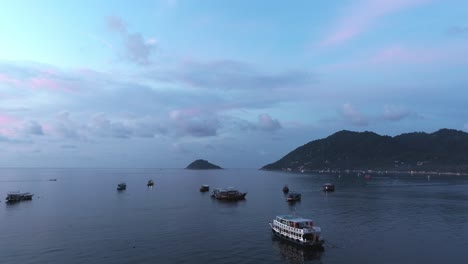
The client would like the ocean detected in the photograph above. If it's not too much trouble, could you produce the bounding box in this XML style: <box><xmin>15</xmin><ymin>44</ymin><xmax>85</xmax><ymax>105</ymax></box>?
<box><xmin>1</xmin><ymin>168</ymin><xmax>467</xmax><ymax>264</ymax></box>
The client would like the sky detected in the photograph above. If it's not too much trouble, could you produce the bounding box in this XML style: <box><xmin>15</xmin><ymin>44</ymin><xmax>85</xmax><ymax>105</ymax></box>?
<box><xmin>1</xmin><ymin>0</ymin><xmax>468</xmax><ymax>168</ymax></box>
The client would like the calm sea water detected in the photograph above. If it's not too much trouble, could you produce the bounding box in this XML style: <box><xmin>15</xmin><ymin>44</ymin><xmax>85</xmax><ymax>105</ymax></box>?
<box><xmin>1</xmin><ymin>168</ymin><xmax>467</xmax><ymax>264</ymax></box>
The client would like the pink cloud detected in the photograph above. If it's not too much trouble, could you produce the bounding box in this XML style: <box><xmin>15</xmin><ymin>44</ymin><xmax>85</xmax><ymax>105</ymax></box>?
<box><xmin>30</xmin><ymin>77</ymin><xmax>61</xmax><ymax>90</ymax></box>
<box><xmin>323</xmin><ymin>42</ymin><xmax>468</xmax><ymax>71</ymax></box>
<box><xmin>0</xmin><ymin>73</ymin><xmax>22</xmax><ymax>86</ymax></box>
<box><xmin>0</xmin><ymin>114</ymin><xmax>16</xmax><ymax>126</ymax></box>
<box><xmin>0</xmin><ymin>72</ymin><xmax>75</xmax><ymax>92</ymax></box>
<box><xmin>0</xmin><ymin>114</ymin><xmax>20</xmax><ymax>137</ymax></box>
<box><xmin>369</xmin><ymin>45</ymin><xmax>436</xmax><ymax>64</ymax></box>
<box><xmin>169</xmin><ymin>108</ymin><xmax>203</xmax><ymax>121</ymax></box>
<box><xmin>320</xmin><ymin>0</ymin><xmax>432</xmax><ymax>47</ymax></box>
<box><xmin>41</xmin><ymin>123</ymin><xmax>54</xmax><ymax>135</ymax></box>
<box><xmin>257</xmin><ymin>114</ymin><xmax>281</xmax><ymax>131</ymax></box>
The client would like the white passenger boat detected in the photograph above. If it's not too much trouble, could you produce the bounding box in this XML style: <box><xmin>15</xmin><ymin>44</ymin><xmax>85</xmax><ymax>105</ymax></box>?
<box><xmin>269</xmin><ymin>214</ymin><xmax>324</xmax><ymax>248</ymax></box>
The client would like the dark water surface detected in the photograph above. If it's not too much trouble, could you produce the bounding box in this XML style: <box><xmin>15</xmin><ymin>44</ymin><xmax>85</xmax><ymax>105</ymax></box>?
<box><xmin>1</xmin><ymin>168</ymin><xmax>467</xmax><ymax>264</ymax></box>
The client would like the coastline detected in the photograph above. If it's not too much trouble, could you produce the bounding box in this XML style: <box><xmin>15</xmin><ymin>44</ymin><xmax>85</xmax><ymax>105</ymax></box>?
<box><xmin>265</xmin><ymin>168</ymin><xmax>468</xmax><ymax>176</ymax></box>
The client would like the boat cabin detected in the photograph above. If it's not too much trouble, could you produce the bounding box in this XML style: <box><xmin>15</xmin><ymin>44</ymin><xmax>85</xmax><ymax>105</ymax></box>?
<box><xmin>276</xmin><ymin>215</ymin><xmax>315</xmax><ymax>229</ymax></box>
<box><xmin>322</xmin><ymin>183</ymin><xmax>335</xmax><ymax>192</ymax></box>
<box><xmin>200</xmin><ymin>184</ymin><xmax>210</xmax><ymax>192</ymax></box>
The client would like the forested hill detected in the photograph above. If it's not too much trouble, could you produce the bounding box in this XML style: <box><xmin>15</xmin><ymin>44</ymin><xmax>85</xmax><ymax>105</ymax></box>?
<box><xmin>261</xmin><ymin>129</ymin><xmax>468</xmax><ymax>173</ymax></box>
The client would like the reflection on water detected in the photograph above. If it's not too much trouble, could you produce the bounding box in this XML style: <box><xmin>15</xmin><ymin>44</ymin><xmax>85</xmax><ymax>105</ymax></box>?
<box><xmin>272</xmin><ymin>235</ymin><xmax>322</xmax><ymax>264</ymax></box>
<box><xmin>210</xmin><ymin>197</ymin><xmax>247</xmax><ymax>207</ymax></box>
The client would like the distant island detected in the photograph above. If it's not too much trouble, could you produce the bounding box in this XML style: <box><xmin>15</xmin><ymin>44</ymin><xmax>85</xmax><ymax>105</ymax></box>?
<box><xmin>186</xmin><ymin>159</ymin><xmax>223</xmax><ymax>170</ymax></box>
<box><xmin>261</xmin><ymin>129</ymin><xmax>468</xmax><ymax>174</ymax></box>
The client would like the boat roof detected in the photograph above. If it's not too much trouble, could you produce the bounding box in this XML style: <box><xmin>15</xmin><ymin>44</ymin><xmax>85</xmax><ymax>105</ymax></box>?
<box><xmin>7</xmin><ymin>191</ymin><xmax>31</xmax><ymax>195</ymax></box>
<box><xmin>213</xmin><ymin>187</ymin><xmax>238</xmax><ymax>191</ymax></box>
<box><xmin>276</xmin><ymin>215</ymin><xmax>313</xmax><ymax>223</ymax></box>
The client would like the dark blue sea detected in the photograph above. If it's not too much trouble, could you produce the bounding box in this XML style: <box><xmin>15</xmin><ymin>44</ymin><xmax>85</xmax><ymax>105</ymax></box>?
<box><xmin>1</xmin><ymin>168</ymin><xmax>467</xmax><ymax>264</ymax></box>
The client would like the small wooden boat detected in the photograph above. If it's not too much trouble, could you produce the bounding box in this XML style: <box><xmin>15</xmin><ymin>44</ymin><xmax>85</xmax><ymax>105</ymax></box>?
<box><xmin>322</xmin><ymin>183</ymin><xmax>335</xmax><ymax>192</ymax></box>
<box><xmin>282</xmin><ymin>185</ymin><xmax>289</xmax><ymax>193</ymax></box>
<box><xmin>200</xmin><ymin>184</ymin><xmax>210</xmax><ymax>192</ymax></box>
<box><xmin>287</xmin><ymin>192</ymin><xmax>301</xmax><ymax>202</ymax></box>
<box><xmin>147</xmin><ymin>180</ymin><xmax>154</xmax><ymax>187</ymax></box>
<box><xmin>117</xmin><ymin>182</ymin><xmax>127</xmax><ymax>191</ymax></box>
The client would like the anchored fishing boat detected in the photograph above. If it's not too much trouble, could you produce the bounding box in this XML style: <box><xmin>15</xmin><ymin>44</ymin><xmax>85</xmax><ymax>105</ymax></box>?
<box><xmin>211</xmin><ymin>187</ymin><xmax>247</xmax><ymax>200</ymax></box>
<box><xmin>199</xmin><ymin>184</ymin><xmax>210</xmax><ymax>192</ymax></box>
<box><xmin>269</xmin><ymin>214</ymin><xmax>324</xmax><ymax>248</ymax></box>
<box><xmin>322</xmin><ymin>183</ymin><xmax>335</xmax><ymax>192</ymax></box>
<box><xmin>117</xmin><ymin>182</ymin><xmax>126</xmax><ymax>191</ymax></box>
<box><xmin>5</xmin><ymin>192</ymin><xmax>34</xmax><ymax>202</ymax></box>
<box><xmin>287</xmin><ymin>192</ymin><xmax>301</xmax><ymax>202</ymax></box>
<box><xmin>147</xmin><ymin>180</ymin><xmax>154</xmax><ymax>187</ymax></box>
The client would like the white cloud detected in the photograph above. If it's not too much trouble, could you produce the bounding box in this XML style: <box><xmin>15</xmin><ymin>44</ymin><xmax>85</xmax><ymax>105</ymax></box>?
<box><xmin>105</xmin><ymin>16</ymin><xmax>156</xmax><ymax>66</ymax></box>
<box><xmin>257</xmin><ymin>114</ymin><xmax>282</xmax><ymax>131</ymax></box>
<box><xmin>382</xmin><ymin>105</ymin><xmax>410</xmax><ymax>121</ymax></box>
<box><xmin>168</xmin><ymin>109</ymin><xmax>220</xmax><ymax>137</ymax></box>
<box><xmin>159</xmin><ymin>59</ymin><xmax>315</xmax><ymax>91</ymax></box>
<box><xmin>341</xmin><ymin>103</ymin><xmax>369</xmax><ymax>126</ymax></box>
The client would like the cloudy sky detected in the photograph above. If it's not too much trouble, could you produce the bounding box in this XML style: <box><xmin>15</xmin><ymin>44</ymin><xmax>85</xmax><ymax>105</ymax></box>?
<box><xmin>1</xmin><ymin>0</ymin><xmax>468</xmax><ymax>168</ymax></box>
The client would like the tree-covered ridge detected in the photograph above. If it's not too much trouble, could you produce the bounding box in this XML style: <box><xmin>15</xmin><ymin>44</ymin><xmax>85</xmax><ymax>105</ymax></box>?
<box><xmin>261</xmin><ymin>129</ymin><xmax>468</xmax><ymax>173</ymax></box>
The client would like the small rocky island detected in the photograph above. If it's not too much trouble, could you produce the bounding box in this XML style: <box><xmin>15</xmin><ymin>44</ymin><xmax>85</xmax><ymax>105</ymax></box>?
<box><xmin>186</xmin><ymin>159</ymin><xmax>223</xmax><ymax>170</ymax></box>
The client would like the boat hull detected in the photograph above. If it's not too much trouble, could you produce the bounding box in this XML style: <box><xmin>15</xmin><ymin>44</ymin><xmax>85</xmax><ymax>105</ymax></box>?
<box><xmin>269</xmin><ymin>223</ymin><xmax>324</xmax><ymax>249</ymax></box>
<box><xmin>211</xmin><ymin>192</ymin><xmax>247</xmax><ymax>200</ymax></box>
